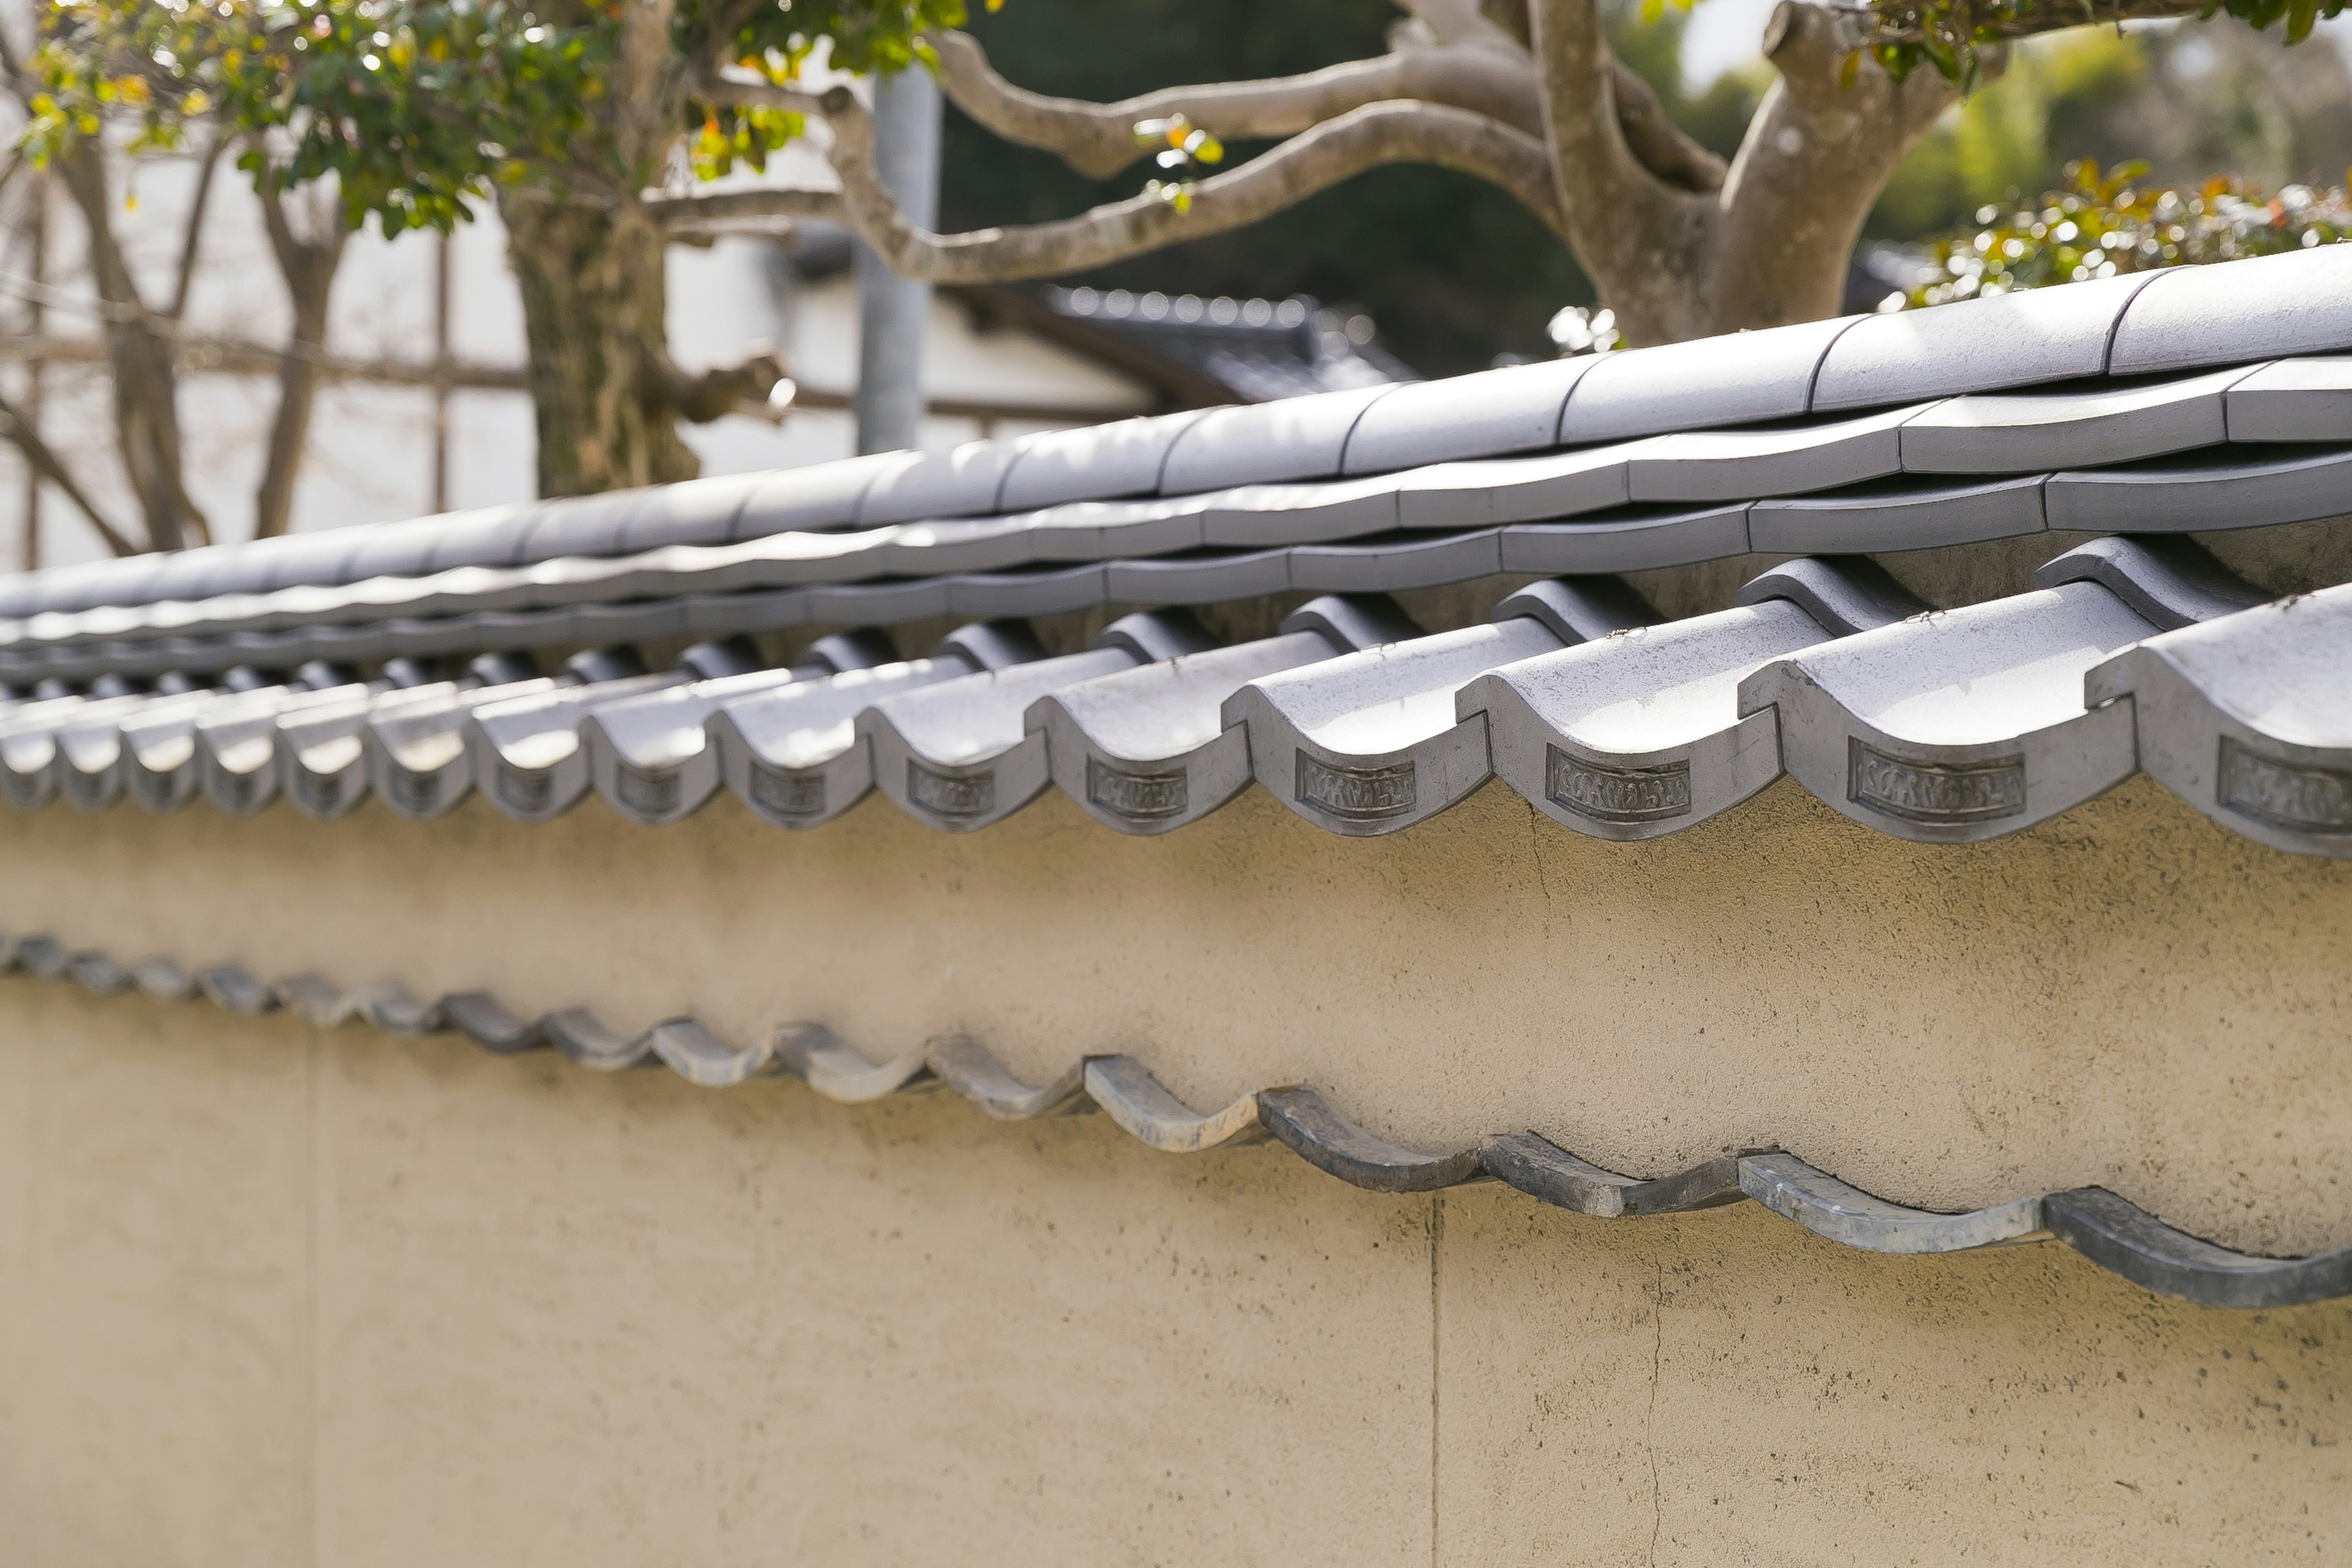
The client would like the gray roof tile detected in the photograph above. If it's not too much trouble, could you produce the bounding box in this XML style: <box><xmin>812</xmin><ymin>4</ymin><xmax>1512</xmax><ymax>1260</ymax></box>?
<box><xmin>731</xmin><ymin>451</ymin><xmax>908</xmax><ymax>537</ymax></box>
<box><xmin>1224</xmin><ymin>587</ymin><xmax>1645</xmax><ymax>837</ymax></box>
<box><xmin>1811</xmin><ymin>271</ymin><xmax>2161</xmax><ymax>412</ymax></box>
<box><xmin>1624</xmin><ymin>405</ymin><xmax>1920</xmax><ymax>502</ymax></box>
<box><xmin>1027</xmin><ymin>595</ymin><xmax>1415</xmax><ymax>835</ymax></box>
<box><xmin>2225</xmin><ymin>355</ymin><xmax>2352</xmax><ymax>442</ymax></box>
<box><xmin>2108</xmin><ymin>244</ymin><xmax>2352</xmax><ymax>376</ymax></box>
<box><xmin>1898</xmin><ymin>366</ymin><xmax>2253</xmax><ymax>473</ymax></box>
<box><xmin>854</xmin><ymin>442</ymin><xmax>1014</xmax><ymax>526</ymax></box>
<box><xmin>1749</xmin><ymin>475</ymin><xmax>2046</xmax><ymax>555</ymax></box>
<box><xmin>465</xmin><ymin>671</ymin><xmax>686</xmax><ymax>823</ymax></box>
<box><xmin>1498</xmin><ymin>504</ymin><xmax>1749</xmax><ymax>575</ymax></box>
<box><xmin>1739</xmin><ymin>578</ymin><xmax>2161</xmax><ymax>842</ymax></box>
<box><xmin>997</xmin><ymin>410</ymin><xmax>1212</xmax><ymax>511</ymax></box>
<box><xmin>420</xmin><ymin>503</ymin><xmax>545</xmax><ymax>573</ymax></box>
<box><xmin>2043</xmin><ymin>445</ymin><xmax>2352</xmax><ymax>533</ymax></box>
<box><xmin>1462</xmin><ymin>557</ymin><xmax>1919</xmax><ymax>840</ymax></box>
<box><xmin>1338</xmin><ymin>355</ymin><xmax>1604</xmax><ymax>475</ymax></box>
<box><xmin>1559</xmin><ymin>314</ymin><xmax>1859</xmax><ymax>442</ymax></box>
<box><xmin>2085</xmin><ymin>581</ymin><xmax>2352</xmax><ymax>858</ymax></box>
<box><xmin>1156</xmin><ymin>385</ymin><xmax>1397</xmax><ymax>494</ymax></box>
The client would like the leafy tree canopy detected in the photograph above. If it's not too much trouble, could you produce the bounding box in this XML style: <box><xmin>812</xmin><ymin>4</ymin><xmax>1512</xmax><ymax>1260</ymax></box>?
<box><xmin>21</xmin><ymin>0</ymin><xmax>961</xmax><ymax>236</ymax></box>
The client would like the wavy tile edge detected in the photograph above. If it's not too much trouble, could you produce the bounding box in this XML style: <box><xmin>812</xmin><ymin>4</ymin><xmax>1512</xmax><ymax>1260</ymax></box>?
<box><xmin>2</xmin><ymin>929</ymin><xmax>2342</xmax><ymax>1311</ymax></box>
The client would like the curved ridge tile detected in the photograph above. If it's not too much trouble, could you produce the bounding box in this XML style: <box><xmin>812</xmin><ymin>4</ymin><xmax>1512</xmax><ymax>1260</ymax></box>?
<box><xmin>1741</xmin><ymin>580</ymin><xmax>2157</xmax><ymax>843</ymax></box>
<box><xmin>1287</xmin><ymin>528</ymin><xmax>1503</xmax><ymax>594</ymax></box>
<box><xmin>1626</xmin><ymin>404</ymin><xmax>1922</xmax><ymax>503</ymax></box>
<box><xmin>733</xmin><ymin>451</ymin><xmax>909</xmax><ymax>538</ymax></box>
<box><xmin>2084</xmin><ymin>583</ymin><xmax>2352</xmax><ymax>858</ymax></box>
<box><xmin>1898</xmin><ymin>365</ymin><xmax>2254</xmax><ymax>473</ymax></box>
<box><xmin>1738</xmin><ymin>1152</ymin><xmax>2048</xmax><ymax>1253</ymax></box>
<box><xmin>1394</xmin><ymin>445</ymin><xmax>1631</xmax><ymax>527</ymax></box>
<box><xmin>2042</xmin><ymin>443</ymin><xmax>2352</xmax><ymax>535</ymax></box>
<box><xmin>927</xmin><ymin>1034</ymin><xmax>1088</xmax><ymax>1120</ymax></box>
<box><xmin>855</xmin><ymin>442</ymin><xmax>1014</xmax><ymax>527</ymax></box>
<box><xmin>2108</xmin><ymin>245</ymin><xmax>2352</xmax><ymax>377</ymax></box>
<box><xmin>1254</xmin><ymin>1085</ymin><xmax>1483</xmax><ymax>1193</ymax></box>
<box><xmin>1476</xmin><ymin>1134</ymin><xmax>1749</xmax><ymax>1216</ymax></box>
<box><xmin>1499</xmin><ymin>505</ymin><xmax>1751</xmax><ymax>576</ymax></box>
<box><xmin>773</xmin><ymin>1022</ymin><xmax>933</xmax><ymax>1102</ymax></box>
<box><xmin>1749</xmin><ymin>474</ymin><xmax>2046</xmax><ymax>556</ymax></box>
<box><xmin>2225</xmin><ymin>355</ymin><xmax>2352</xmax><ymax>441</ymax></box>
<box><xmin>2045</xmin><ymin>1187</ymin><xmax>2352</xmax><ymax>1309</ymax></box>
<box><xmin>1082</xmin><ymin>1056</ymin><xmax>1265</xmax><ymax>1152</ymax></box>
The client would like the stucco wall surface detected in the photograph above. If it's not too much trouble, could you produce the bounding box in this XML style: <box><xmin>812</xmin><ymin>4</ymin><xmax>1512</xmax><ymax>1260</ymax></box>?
<box><xmin>0</xmin><ymin>764</ymin><xmax>2347</xmax><ymax>1254</ymax></box>
<box><xmin>0</xmin><ymin>987</ymin><xmax>2346</xmax><ymax>1567</ymax></box>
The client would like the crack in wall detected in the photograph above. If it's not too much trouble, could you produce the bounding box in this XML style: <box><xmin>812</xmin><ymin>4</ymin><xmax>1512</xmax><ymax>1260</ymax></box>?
<box><xmin>1429</xmin><ymin>1191</ymin><xmax>1443</xmax><ymax>1568</ymax></box>
<box><xmin>1646</xmin><ymin>1257</ymin><xmax>1664</xmax><ymax>1568</ymax></box>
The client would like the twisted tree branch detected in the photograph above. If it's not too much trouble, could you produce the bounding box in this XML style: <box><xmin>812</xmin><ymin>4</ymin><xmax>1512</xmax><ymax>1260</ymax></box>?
<box><xmin>927</xmin><ymin>26</ymin><xmax>1722</xmax><ymax>195</ymax></box>
<box><xmin>693</xmin><ymin>73</ymin><xmax>1565</xmax><ymax>276</ymax></box>
<box><xmin>928</xmin><ymin>26</ymin><xmax>1548</xmax><ymax>177</ymax></box>
<box><xmin>835</xmin><ymin>89</ymin><xmax>1564</xmax><ymax>278</ymax></box>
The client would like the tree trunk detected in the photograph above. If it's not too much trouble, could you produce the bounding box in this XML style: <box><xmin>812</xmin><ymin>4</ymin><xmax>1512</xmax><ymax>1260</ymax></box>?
<box><xmin>499</xmin><ymin>196</ymin><xmax>700</xmax><ymax>497</ymax></box>
<box><xmin>253</xmin><ymin>262</ymin><xmax>337</xmax><ymax>540</ymax></box>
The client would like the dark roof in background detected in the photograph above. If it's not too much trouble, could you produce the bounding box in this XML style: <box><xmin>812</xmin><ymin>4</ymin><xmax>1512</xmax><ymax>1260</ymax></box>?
<box><xmin>1032</xmin><ymin>285</ymin><xmax>1417</xmax><ymax>403</ymax></box>
<box><xmin>782</xmin><ymin>221</ymin><xmax>1417</xmax><ymax>409</ymax></box>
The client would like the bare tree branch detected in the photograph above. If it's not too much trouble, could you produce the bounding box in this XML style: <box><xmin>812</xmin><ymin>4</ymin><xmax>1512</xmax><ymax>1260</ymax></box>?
<box><xmin>644</xmin><ymin>183</ymin><xmax>844</xmax><ymax>236</ymax></box>
<box><xmin>700</xmin><ymin>75</ymin><xmax>1564</xmax><ymax>279</ymax></box>
<box><xmin>1609</xmin><ymin>61</ymin><xmax>1728</xmax><ymax>194</ymax></box>
<box><xmin>927</xmin><ymin>26</ymin><xmax>1548</xmax><ymax>178</ymax></box>
<box><xmin>0</xmin><ymin>388</ymin><xmax>139</xmax><ymax>557</ymax></box>
<box><xmin>167</xmin><ymin>134</ymin><xmax>227</xmax><ymax>322</ymax></box>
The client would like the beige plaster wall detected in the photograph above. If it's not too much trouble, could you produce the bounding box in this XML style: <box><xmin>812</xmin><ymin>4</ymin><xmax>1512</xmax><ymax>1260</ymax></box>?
<box><xmin>1</xmin><ymin>764</ymin><xmax>2348</xmax><ymax>1253</ymax></box>
<box><xmin>0</xmin><ymin>986</ymin><xmax>2345</xmax><ymax>1567</ymax></box>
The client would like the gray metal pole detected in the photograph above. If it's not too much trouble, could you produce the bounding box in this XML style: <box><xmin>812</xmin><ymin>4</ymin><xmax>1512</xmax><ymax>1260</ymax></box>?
<box><xmin>853</xmin><ymin>68</ymin><xmax>941</xmax><ymax>456</ymax></box>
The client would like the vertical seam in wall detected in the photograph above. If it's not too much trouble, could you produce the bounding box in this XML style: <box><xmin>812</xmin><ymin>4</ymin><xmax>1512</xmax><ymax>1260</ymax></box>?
<box><xmin>1429</xmin><ymin>1191</ymin><xmax>1442</xmax><ymax>1568</ymax></box>
<box><xmin>305</xmin><ymin>1027</ymin><xmax>320</xmax><ymax>1568</ymax></box>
